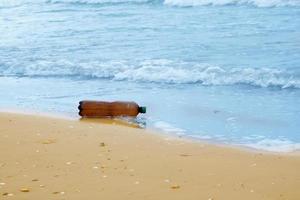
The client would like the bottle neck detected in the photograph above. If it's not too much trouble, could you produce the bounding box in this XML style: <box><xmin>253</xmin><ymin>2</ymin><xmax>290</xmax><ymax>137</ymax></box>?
<box><xmin>138</xmin><ymin>106</ymin><xmax>146</xmax><ymax>114</ymax></box>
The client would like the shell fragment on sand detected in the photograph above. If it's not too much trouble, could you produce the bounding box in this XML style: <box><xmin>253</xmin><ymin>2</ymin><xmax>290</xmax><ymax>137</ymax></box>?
<box><xmin>20</xmin><ymin>188</ymin><xmax>30</xmax><ymax>192</ymax></box>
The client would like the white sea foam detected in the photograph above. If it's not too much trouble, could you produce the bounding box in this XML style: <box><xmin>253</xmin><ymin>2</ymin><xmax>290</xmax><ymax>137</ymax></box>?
<box><xmin>1</xmin><ymin>59</ymin><xmax>300</xmax><ymax>89</ymax></box>
<box><xmin>48</xmin><ymin>0</ymin><xmax>300</xmax><ymax>7</ymax></box>
<box><xmin>153</xmin><ymin>121</ymin><xmax>186</xmax><ymax>135</ymax></box>
<box><xmin>243</xmin><ymin>139</ymin><xmax>300</xmax><ymax>152</ymax></box>
<box><xmin>164</xmin><ymin>0</ymin><xmax>300</xmax><ymax>7</ymax></box>
<box><xmin>152</xmin><ymin>122</ymin><xmax>300</xmax><ymax>152</ymax></box>
<box><xmin>1</xmin><ymin>0</ymin><xmax>299</xmax><ymax>7</ymax></box>
<box><xmin>0</xmin><ymin>0</ymin><xmax>149</xmax><ymax>7</ymax></box>
<box><xmin>48</xmin><ymin>0</ymin><xmax>149</xmax><ymax>4</ymax></box>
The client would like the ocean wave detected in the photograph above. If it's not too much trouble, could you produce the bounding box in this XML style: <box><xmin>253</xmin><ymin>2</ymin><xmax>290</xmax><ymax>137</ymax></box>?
<box><xmin>164</xmin><ymin>0</ymin><xmax>300</xmax><ymax>7</ymax></box>
<box><xmin>47</xmin><ymin>0</ymin><xmax>300</xmax><ymax>7</ymax></box>
<box><xmin>1</xmin><ymin>59</ymin><xmax>300</xmax><ymax>89</ymax></box>
<box><xmin>1</xmin><ymin>0</ymin><xmax>299</xmax><ymax>7</ymax></box>
<box><xmin>0</xmin><ymin>0</ymin><xmax>153</xmax><ymax>7</ymax></box>
<box><xmin>47</xmin><ymin>0</ymin><xmax>152</xmax><ymax>5</ymax></box>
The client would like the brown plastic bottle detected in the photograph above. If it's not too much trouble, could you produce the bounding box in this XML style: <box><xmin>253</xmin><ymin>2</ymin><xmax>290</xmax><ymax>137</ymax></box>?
<box><xmin>78</xmin><ymin>101</ymin><xmax>146</xmax><ymax>117</ymax></box>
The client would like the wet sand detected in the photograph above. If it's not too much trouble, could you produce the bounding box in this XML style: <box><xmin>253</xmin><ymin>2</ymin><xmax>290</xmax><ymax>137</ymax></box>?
<box><xmin>0</xmin><ymin>112</ymin><xmax>300</xmax><ymax>199</ymax></box>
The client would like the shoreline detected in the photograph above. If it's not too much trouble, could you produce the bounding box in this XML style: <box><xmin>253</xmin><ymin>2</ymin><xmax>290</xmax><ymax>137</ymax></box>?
<box><xmin>1</xmin><ymin>108</ymin><xmax>299</xmax><ymax>155</ymax></box>
<box><xmin>0</xmin><ymin>112</ymin><xmax>300</xmax><ymax>199</ymax></box>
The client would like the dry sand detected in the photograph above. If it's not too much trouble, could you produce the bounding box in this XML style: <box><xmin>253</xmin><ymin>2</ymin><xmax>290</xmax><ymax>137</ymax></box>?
<box><xmin>0</xmin><ymin>112</ymin><xmax>299</xmax><ymax>200</ymax></box>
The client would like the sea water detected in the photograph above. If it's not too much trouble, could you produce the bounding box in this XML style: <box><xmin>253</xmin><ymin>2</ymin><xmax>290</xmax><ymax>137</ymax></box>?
<box><xmin>0</xmin><ymin>0</ymin><xmax>300</xmax><ymax>152</ymax></box>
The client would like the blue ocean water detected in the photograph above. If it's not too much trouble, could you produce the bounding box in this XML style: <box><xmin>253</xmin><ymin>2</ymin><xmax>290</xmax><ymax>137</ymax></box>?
<box><xmin>0</xmin><ymin>0</ymin><xmax>300</xmax><ymax>152</ymax></box>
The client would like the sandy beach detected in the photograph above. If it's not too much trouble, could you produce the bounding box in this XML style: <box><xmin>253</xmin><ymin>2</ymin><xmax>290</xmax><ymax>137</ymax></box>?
<box><xmin>0</xmin><ymin>112</ymin><xmax>300</xmax><ymax>200</ymax></box>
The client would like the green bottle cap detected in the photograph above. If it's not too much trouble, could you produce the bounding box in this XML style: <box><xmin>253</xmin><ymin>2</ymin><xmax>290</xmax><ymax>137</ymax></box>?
<box><xmin>138</xmin><ymin>106</ymin><xmax>146</xmax><ymax>114</ymax></box>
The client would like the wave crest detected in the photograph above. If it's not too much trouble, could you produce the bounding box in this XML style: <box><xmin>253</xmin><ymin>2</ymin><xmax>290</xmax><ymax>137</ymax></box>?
<box><xmin>163</xmin><ymin>0</ymin><xmax>300</xmax><ymax>7</ymax></box>
<box><xmin>48</xmin><ymin>0</ymin><xmax>151</xmax><ymax>4</ymax></box>
<box><xmin>48</xmin><ymin>0</ymin><xmax>300</xmax><ymax>7</ymax></box>
<box><xmin>1</xmin><ymin>59</ymin><xmax>299</xmax><ymax>89</ymax></box>
<box><xmin>0</xmin><ymin>0</ymin><xmax>153</xmax><ymax>7</ymax></box>
<box><xmin>1</xmin><ymin>0</ymin><xmax>299</xmax><ymax>7</ymax></box>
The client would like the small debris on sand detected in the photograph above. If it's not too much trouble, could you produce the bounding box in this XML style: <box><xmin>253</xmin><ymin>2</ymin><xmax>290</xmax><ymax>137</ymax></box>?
<box><xmin>52</xmin><ymin>191</ymin><xmax>60</xmax><ymax>194</ymax></box>
<box><xmin>170</xmin><ymin>185</ymin><xmax>180</xmax><ymax>189</ymax></box>
<box><xmin>100</xmin><ymin>142</ymin><xmax>106</xmax><ymax>147</ymax></box>
<box><xmin>52</xmin><ymin>191</ymin><xmax>65</xmax><ymax>195</ymax></box>
<box><xmin>39</xmin><ymin>139</ymin><xmax>57</xmax><ymax>144</ymax></box>
<box><xmin>2</xmin><ymin>192</ymin><xmax>14</xmax><ymax>196</ymax></box>
<box><xmin>20</xmin><ymin>188</ymin><xmax>30</xmax><ymax>192</ymax></box>
<box><xmin>179</xmin><ymin>154</ymin><xmax>191</xmax><ymax>157</ymax></box>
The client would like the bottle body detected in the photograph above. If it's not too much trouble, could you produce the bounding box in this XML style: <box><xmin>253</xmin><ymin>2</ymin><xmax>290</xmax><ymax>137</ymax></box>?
<box><xmin>78</xmin><ymin>101</ymin><xmax>146</xmax><ymax>117</ymax></box>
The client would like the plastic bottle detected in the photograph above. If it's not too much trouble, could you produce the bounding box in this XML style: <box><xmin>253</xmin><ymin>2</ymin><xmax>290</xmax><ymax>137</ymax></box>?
<box><xmin>78</xmin><ymin>101</ymin><xmax>146</xmax><ymax>117</ymax></box>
